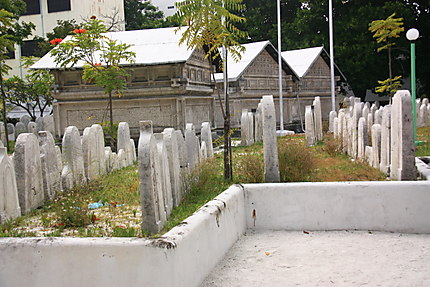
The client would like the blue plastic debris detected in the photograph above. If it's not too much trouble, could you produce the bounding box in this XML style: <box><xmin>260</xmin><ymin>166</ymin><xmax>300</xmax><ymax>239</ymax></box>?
<box><xmin>88</xmin><ymin>202</ymin><xmax>103</xmax><ymax>209</ymax></box>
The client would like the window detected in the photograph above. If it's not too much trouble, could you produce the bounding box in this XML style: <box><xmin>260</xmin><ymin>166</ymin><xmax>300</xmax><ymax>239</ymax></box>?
<box><xmin>21</xmin><ymin>40</ymin><xmax>39</xmax><ymax>57</ymax></box>
<box><xmin>22</xmin><ymin>0</ymin><xmax>40</xmax><ymax>15</ymax></box>
<box><xmin>47</xmin><ymin>0</ymin><xmax>71</xmax><ymax>13</ymax></box>
<box><xmin>167</xmin><ymin>6</ymin><xmax>174</xmax><ymax>9</ymax></box>
<box><xmin>5</xmin><ymin>48</ymin><xmax>15</xmax><ymax>60</ymax></box>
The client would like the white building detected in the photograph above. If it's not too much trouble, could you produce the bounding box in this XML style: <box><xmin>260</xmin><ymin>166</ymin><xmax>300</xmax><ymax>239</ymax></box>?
<box><xmin>148</xmin><ymin>0</ymin><xmax>177</xmax><ymax>17</ymax></box>
<box><xmin>6</xmin><ymin>0</ymin><xmax>125</xmax><ymax>78</ymax></box>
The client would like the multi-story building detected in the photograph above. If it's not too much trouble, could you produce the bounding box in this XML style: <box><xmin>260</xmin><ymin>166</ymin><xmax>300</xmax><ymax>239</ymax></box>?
<box><xmin>6</xmin><ymin>0</ymin><xmax>125</xmax><ymax>78</ymax></box>
<box><xmin>148</xmin><ymin>0</ymin><xmax>177</xmax><ymax>17</ymax></box>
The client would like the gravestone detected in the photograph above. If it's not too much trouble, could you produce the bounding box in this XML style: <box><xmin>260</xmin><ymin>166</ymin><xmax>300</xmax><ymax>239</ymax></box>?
<box><xmin>240</xmin><ymin>109</ymin><xmax>249</xmax><ymax>146</ymax></box>
<box><xmin>374</xmin><ymin>109</ymin><xmax>382</xmax><ymax>125</ymax></box>
<box><xmin>130</xmin><ymin>139</ymin><xmax>137</xmax><ymax>162</ymax></box>
<box><xmin>55</xmin><ymin>146</ymin><xmax>62</xmax><ymax>175</ymax></box>
<box><xmin>261</xmin><ymin>96</ymin><xmax>280</xmax><ymax>182</ymax></box>
<box><xmin>305</xmin><ymin>105</ymin><xmax>316</xmax><ymax>146</ymax></box>
<box><xmin>333</xmin><ymin>117</ymin><xmax>339</xmax><ymax>137</ymax></box>
<box><xmin>175</xmin><ymin>130</ymin><xmax>188</xmax><ymax>169</ymax></box>
<box><xmin>357</xmin><ymin>117</ymin><xmax>367</xmax><ymax>160</ymax></box>
<box><xmin>6</xmin><ymin>123</ymin><xmax>15</xmax><ymax>142</ymax></box>
<box><xmin>27</xmin><ymin>122</ymin><xmax>37</xmax><ymax>135</ymax></box>
<box><xmin>138</xmin><ymin>121</ymin><xmax>165</xmax><ymax>233</ymax></box>
<box><xmin>365</xmin><ymin>146</ymin><xmax>373</xmax><ymax>167</ymax></box>
<box><xmin>351</xmin><ymin>102</ymin><xmax>362</xmax><ymax>159</ymax></box>
<box><xmin>117</xmin><ymin>149</ymin><xmax>127</xmax><ymax>169</ymax></box>
<box><xmin>0</xmin><ymin>147</ymin><xmax>21</xmax><ymax>223</ymax></box>
<box><xmin>337</xmin><ymin>109</ymin><xmax>345</xmax><ymax>140</ymax></box>
<box><xmin>14</xmin><ymin>133</ymin><xmax>44</xmax><ymax>214</ymax></box>
<box><xmin>82</xmin><ymin>126</ymin><xmax>99</xmax><ymax>181</ymax></box>
<box><xmin>39</xmin><ymin>131</ymin><xmax>62</xmax><ymax>200</ymax></box>
<box><xmin>247</xmin><ymin>112</ymin><xmax>255</xmax><ymax>145</ymax></box>
<box><xmin>163</xmin><ymin>128</ymin><xmax>181</xmax><ymax>207</ymax></box>
<box><xmin>117</xmin><ymin>122</ymin><xmax>133</xmax><ymax>166</ymax></box>
<box><xmin>105</xmin><ymin>147</ymin><xmax>113</xmax><ymax>173</ymax></box>
<box><xmin>35</xmin><ymin>116</ymin><xmax>55</xmax><ymax>134</ymax></box>
<box><xmin>380</xmin><ymin>106</ymin><xmax>391</xmax><ymax>174</ymax></box>
<box><xmin>20</xmin><ymin>115</ymin><xmax>31</xmax><ymax>130</ymax></box>
<box><xmin>255</xmin><ymin>103</ymin><xmax>263</xmax><ymax>142</ymax></box>
<box><xmin>185</xmin><ymin>123</ymin><xmax>200</xmax><ymax>170</ymax></box>
<box><xmin>390</xmin><ymin>90</ymin><xmax>416</xmax><ymax>180</ymax></box>
<box><xmin>200</xmin><ymin>141</ymin><xmax>208</xmax><ymax>160</ymax></box>
<box><xmin>362</xmin><ymin>105</ymin><xmax>369</xmax><ymax>125</ymax></box>
<box><xmin>15</xmin><ymin>122</ymin><xmax>26</xmax><ymax>138</ymax></box>
<box><xmin>371</xmin><ymin>124</ymin><xmax>382</xmax><ymax>169</ymax></box>
<box><xmin>313</xmin><ymin>97</ymin><xmax>323</xmax><ymax>141</ymax></box>
<box><xmin>0</xmin><ymin>124</ymin><xmax>6</xmax><ymax>144</ymax></box>
<box><xmin>367</xmin><ymin>113</ymin><xmax>373</xmax><ymax>140</ymax></box>
<box><xmin>62</xmin><ymin>126</ymin><xmax>86</xmax><ymax>189</ymax></box>
<box><xmin>201</xmin><ymin>122</ymin><xmax>214</xmax><ymax>158</ymax></box>
<box><xmin>91</xmin><ymin>124</ymin><xmax>106</xmax><ymax>176</ymax></box>
<box><xmin>328</xmin><ymin>111</ymin><xmax>337</xmax><ymax>133</ymax></box>
<box><xmin>154</xmin><ymin>133</ymin><xmax>173</xmax><ymax>217</ymax></box>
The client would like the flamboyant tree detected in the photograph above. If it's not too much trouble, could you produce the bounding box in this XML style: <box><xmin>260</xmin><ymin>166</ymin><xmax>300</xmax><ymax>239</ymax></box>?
<box><xmin>50</xmin><ymin>17</ymin><xmax>135</xmax><ymax>148</ymax></box>
<box><xmin>174</xmin><ymin>0</ymin><xmax>248</xmax><ymax>180</ymax></box>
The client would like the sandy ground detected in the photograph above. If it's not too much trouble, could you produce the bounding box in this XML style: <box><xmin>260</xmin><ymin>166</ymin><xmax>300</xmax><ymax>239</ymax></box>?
<box><xmin>202</xmin><ymin>230</ymin><xmax>430</xmax><ymax>287</ymax></box>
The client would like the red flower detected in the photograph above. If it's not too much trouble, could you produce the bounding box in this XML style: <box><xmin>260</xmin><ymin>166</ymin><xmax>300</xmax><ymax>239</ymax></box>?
<box><xmin>74</xmin><ymin>28</ymin><xmax>86</xmax><ymax>34</ymax></box>
<box><xmin>94</xmin><ymin>63</ymin><xmax>102</xmax><ymax>67</ymax></box>
<box><xmin>50</xmin><ymin>38</ymin><xmax>63</xmax><ymax>45</ymax></box>
<box><xmin>74</xmin><ymin>28</ymin><xmax>80</xmax><ymax>34</ymax></box>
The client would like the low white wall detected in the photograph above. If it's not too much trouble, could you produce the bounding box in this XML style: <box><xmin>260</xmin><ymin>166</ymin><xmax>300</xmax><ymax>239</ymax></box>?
<box><xmin>0</xmin><ymin>185</ymin><xmax>246</xmax><ymax>287</ymax></box>
<box><xmin>244</xmin><ymin>181</ymin><xmax>430</xmax><ymax>233</ymax></box>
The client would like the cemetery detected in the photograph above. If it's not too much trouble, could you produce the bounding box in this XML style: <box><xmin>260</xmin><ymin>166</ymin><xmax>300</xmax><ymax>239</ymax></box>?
<box><xmin>0</xmin><ymin>4</ymin><xmax>429</xmax><ymax>285</ymax></box>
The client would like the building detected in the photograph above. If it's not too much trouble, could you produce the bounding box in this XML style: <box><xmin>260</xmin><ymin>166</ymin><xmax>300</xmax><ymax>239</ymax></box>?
<box><xmin>6</xmin><ymin>0</ymin><xmax>125</xmax><ymax>78</ymax></box>
<box><xmin>32</xmin><ymin>27</ymin><xmax>214</xmax><ymax>138</ymax></box>
<box><xmin>148</xmin><ymin>0</ymin><xmax>177</xmax><ymax>17</ymax></box>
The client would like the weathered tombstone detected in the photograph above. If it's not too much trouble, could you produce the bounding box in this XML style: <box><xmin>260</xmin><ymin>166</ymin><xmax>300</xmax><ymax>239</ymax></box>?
<box><xmin>138</xmin><ymin>121</ymin><xmax>166</xmax><ymax>233</ymax></box>
<box><xmin>337</xmin><ymin>109</ymin><xmax>345</xmax><ymax>140</ymax></box>
<box><xmin>333</xmin><ymin>117</ymin><xmax>339</xmax><ymax>137</ymax></box>
<box><xmin>130</xmin><ymin>139</ymin><xmax>137</xmax><ymax>162</ymax></box>
<box><xmin>91</xmin><ymin>124</ymin><xmax>106</xmax><ymax>175</ymax></box>
<box><xmin>15</xmin><ymin>122</ymin><xmax>26</xmax><ymax>138</ymax></box>
<box><xmin>154</xmin><ymin>133</ymin><xmax>173</xmax><ymax>217</ymax></box>
<box><xmin>111</xmin><ymin>152</ymin><xmax>119</xmax><ymax>171</ymax></box>
<box><xmin>351</xmin><ymin>102</ymin><xmax>362</xmax><ymax>159</ymax></box>
<box><xmin>365</xmin><ymin>146</ymin><xmax>373</xmax><ymax>167</ymax></box>
<box><xmin>371</xmin><ymin>124</ymin><xmax>382</xmax><ymax>169</ymax></box>
<box><xmin>117</xmin><ymin>149</ymin><xmax>127</xmax><ymax>169</ymax></box>
<box><xmin>0</xmin><ymin>147</ymin><xmax>21</xmax><ymax>222</ymax></box>
<box><xmin>313</xmin><ymin>97</ymin><xmax>323</xmax><ymax>140</ymax></box>
<box><xmin>341</xmin><ymin>111</ymin><xmax>349</xmax><ymax>153</ymax></box>
<box><xmin>20</xmin><ymin>115</ymin><xmax>31</xmax><ymax>130</ymax></box>
<box><xmin>255</xmin><ymin>103</ymin><xmax>263</xmax><ymax>142</ymax></box>
<box><xmin>174</xmin><ymin>130</ymin><xmax>188</xmax><ymax>169</ymax></box>
<box><xmin>248</xmin><ymin>112</ymin><xmax>255</xmax><ymax>145</ymax></box>
<box><xmin>328</xmin><ymin>111</ymin><xmax>337</xmax><ymax>133</ymax></box>
<box><xmin>14</xmin><ymin>133</ymin><xmax>44</xmax><ymax>214</ymax></box>
<box><xmin>117</xmin><ymin>122</ymin><xmax>133</xmax><ymax>166</ymax></box>
<box><xmin>36</xmin><ymin>117</ymin><xmax>44</xmax><ymax>133</ymax></box>
<box><xmin>105</xmin><ymin>147</ymin><xmax>113</xmax><ymax>173</ymax></box>
<box><xmin>43</xmin><ymin>115</ymin><xmax>55</xmax><ymax>135</ymax></box>
<box><xmin>362</xmin><ymin>105</ymin><xmax>369</xmax><ymax>124</ymax></box>
<box><xmin>6</xmin><ymin>123</ymin><xmax>15</xmax><ymax>142</ymax></box>
<box><xmin>185</xmin><ymin>123</ymin><xmax>200</xmax><ymax>170</ymax></box>
<box><xmin>27</xmin><ymin>122</ymin><xmax>37</xmax><ymax>135</ymax></box>
<box><xmin>390</xmin><ymin>90</ymin><xmax>416</xmax><ymax>180</ymax></box>
<box><xmin>200</xmin><ymin>141</ymin><xmax>208</xmax><ymax>160</ymax></box>
<box><xmin>367</xmin><ymin>113</ymin><xmax>373</xmax><ymax>140</ymax></box>
<box><xmin>357</xmin><ymin>117</ymin><xmax>367</xmax><ymax>160</ymax></box>
<box><xmin>0</xmin><ymin>123</ymin><xmax>6</xmax><ymax>144</ymax></box>
<box><xmin>201</xmin><ymin>122</ymin><xmax>214</xmax><ymax>158</ymax></box>
<box><xmin>261</xmin><ymin>96</ymin><xmax>280</xmax><ymax>182</ymax></box>
<box><xmin>418</xmin><ymin>104</ymin><xmax>428</xmax><ymax>127</ymax></box>
<box><xmin>305</xmin><ymin>105</ymin><xmax>316</xmax><ymax>146</ymax></box>
<box><xmin>55</xmin><ymin>146</ymin><xmax>62</xmax><ymax>176</ymax></box>
<box><xmin>39</xmin><ymin>131</ymin><xmax>62</xmax><ymax>200</ymax></box>
<box><xmin>380</xmin><ymin>105</ymin><xmax>391</xmax><ymax>174</ymax></box>
<box><xmin>61</xmin><ymin>126</ymin><xmax>86</xmax><ymax>189</ymax></box>
<box><xmin>82</xmin><ymin>126</ymin><xmax>99</xmax><ymax>181</ymax></box>
<box><xmin>162</xmin><ymin>128</ymin><xmax>181</xmax><ymax>208</ymax></box>
<box><xmin>374</xmin><ymin>109</ymin><xmax>382</xmax><ymax>125</ymax></box>
<box><xmin>240</xmin><ymin>109</ymin><xmax>249</xmax><ymax>146</ymax></box>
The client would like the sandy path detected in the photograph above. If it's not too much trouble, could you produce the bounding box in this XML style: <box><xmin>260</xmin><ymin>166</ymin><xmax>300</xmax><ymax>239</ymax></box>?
<box><xmin>202</xmin><ymin>230</ymin><xmax>430</xmax><ymax>287</ymax></box>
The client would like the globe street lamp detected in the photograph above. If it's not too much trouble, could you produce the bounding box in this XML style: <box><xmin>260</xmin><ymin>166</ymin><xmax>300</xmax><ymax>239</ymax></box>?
<box><xmin>406</xmin><ymin>28</ymin><xmax>419</xmax><ymax>143</ymax></box>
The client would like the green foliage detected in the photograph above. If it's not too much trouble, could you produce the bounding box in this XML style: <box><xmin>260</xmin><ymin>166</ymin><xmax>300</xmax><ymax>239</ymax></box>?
<box><xmin>112</xmin><ymin>226</ymin><xmax>137</xmax><ymax>237</ymax></box>
<box><xmin>369</xmin><ymin>13</ymin><xmax>404</xmax><ymax>52</ymax></box>
<box><xmin>234</xmin><ymin>152</ymin><xmax>264</xmax><ymax>183</ymax></box>
<box><xmin>124</xmin><ymin>0</ymin><xmax>165</xmax><ymax>30</ymax></box>
<box><xmin>322</xmin><ymin>133</ymin><xmax>344</xmax><ymax>157</ymax></box>
<box><xmin>174</xmin><ymin>0</ymin><xmax>248</xmax><ymax>62</ymax></box>
<box><xmin>278</xmin><ymin>138</ymin><xmax>316</xmax><ymax>182</ymax></box>
<box><xmin>375</xmin><ymin>75</ymin><xmax>402</xmax><ymax>95</ymax></box>
<box><xmin>3</xmin><ymin>57</ymin><xmax>54</xmax><ymax>120</ymax></box>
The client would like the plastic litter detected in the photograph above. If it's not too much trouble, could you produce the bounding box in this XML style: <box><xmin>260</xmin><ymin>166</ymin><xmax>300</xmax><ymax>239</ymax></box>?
<box><xmin>88</xmin><ymin>202</ymin><xmax>103</xmax><ymax>209</ymax></box>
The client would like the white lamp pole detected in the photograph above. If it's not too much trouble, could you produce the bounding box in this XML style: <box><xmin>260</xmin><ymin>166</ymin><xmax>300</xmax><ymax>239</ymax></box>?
<box><xmin>277</xmin><ymin>0</ymin><xmax>284</xmax><ymax>131</ymax></box>
<box><xmin>328</xmin><ymin>0</ymin><xmax>336</xmax><ymax>112</ymax></box>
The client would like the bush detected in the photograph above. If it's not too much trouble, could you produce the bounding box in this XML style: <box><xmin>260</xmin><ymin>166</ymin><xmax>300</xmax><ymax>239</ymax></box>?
<box><xmin>278</xmin><ymin>139</ymin><xmax>316</xmax><ymax>182</ymax></box>
<box><xmin>234</xmin><ymin>152</ymin><xmax>264</xmax><ymax>183</ymax></box>
<box><xmin>322</xmin><ymin>134</ymin><xmax>345</xmax><ymax>157</ymax></box>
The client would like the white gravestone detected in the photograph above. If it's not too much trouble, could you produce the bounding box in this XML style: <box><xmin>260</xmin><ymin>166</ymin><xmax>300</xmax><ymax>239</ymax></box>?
<box><xmin>163</xmin><ymin>128</ymin><xmax>182</xmax><ymax>208</ymax></box>
<box><xmin>201</xmin><ymin>122</ymin><xmax>214</xmax><ymax>158</ymax></box>
<box><xmin>154</xmin><ymin>133</ymin><xmax>173</xmax><ymax>217</ymax></box>
<box><xmin>185</xmin><ymin>123</ymin><xmax>200</xmax><ymax>170</ymax></box>
<box><xmin>379</xmin><ymin>106</ymin><xmax>391</xmax><ymax>174</ymax></box>
<box><xmin>305</xmin><ymin>105</ymin><xmax>316</xmax><ymax>146</ymax></box>
<box><xmin>39</xmin><ymin>131</ymin><xmax>62</xmax><ymax>200</ymax></box>
<box><xmin>0</xmin><ymin>147</ymin><xmax>21</xmax><ymax>222</ymax></box>
<box><xmin>357</xmin><ymin>117</ymin><xmax>367</xmax><ymax>160</ymax></box>
<box><xmin>371</xmin><ymin>124</ymin><xmax>382</xmax><ymax>169</ymax></box>
<box><xmin>62</xmin><ymin>126</ymin><xmax>86</xmax><ymax>189</ymax></box>
<box><xmin>261</xmin><ymin>96</ymin><xmax>280</xmax><ymax>182</ymax></box>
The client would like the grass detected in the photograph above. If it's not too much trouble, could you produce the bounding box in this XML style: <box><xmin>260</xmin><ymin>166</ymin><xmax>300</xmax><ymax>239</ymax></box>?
<box><xmin>417</xmin><ymin>126</ymin><xmax>430</xmax><ymax>157</ymax></box>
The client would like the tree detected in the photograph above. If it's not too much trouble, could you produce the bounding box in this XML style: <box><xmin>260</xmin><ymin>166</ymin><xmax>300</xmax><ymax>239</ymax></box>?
<box><xmin>0</xmin><ymin>2</ymin><xmax>34</xmax><ymax>150</ymax></box>
<box><xmin>3</xmin><ymin>57</ymin><xmax>54</xmax><ymax>120</ymax></box>
<box><xmin>369</xmin><ymin>13</ymin><xmax>404</xmax><ymax>97</ymax></box>
<box><xmin>50</xmin><ymin>17</ymin><xmax>135</xmax><ymax>149</ymax></box>
<box><xmin>124</xmin><ymin>0</ymin><xmax>165</xmax><ymax>30</ymax></box>
<box><xmin>174</xmin><ymin>0</ymin><xmax>248</xmax><ymax>180</ymax></box>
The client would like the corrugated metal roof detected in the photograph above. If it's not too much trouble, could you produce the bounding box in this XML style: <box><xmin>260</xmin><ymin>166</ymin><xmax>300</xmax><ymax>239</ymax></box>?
<box><xmin>281</xmin><ymin>46</ymin><xmax>323</xmax><ymax>78</ymax></box>
<box><xmin>31</xmin><ymin>27</ymin><xmax>193</xmax><ymax>70</ymax></box>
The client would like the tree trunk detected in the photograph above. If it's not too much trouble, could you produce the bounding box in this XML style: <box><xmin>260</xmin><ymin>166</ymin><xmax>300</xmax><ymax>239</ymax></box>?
<box><xmin>108</xmin><ymin>91</ymin><xmax>115</xmax><ymax>151</ymax></box>
<box><xmin>0</xmin><ymin>73</ymin><xmax>10</xmax><ymax>151</ymax></box>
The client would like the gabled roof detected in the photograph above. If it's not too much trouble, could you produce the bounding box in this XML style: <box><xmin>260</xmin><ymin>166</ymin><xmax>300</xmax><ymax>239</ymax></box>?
<box><xmin>214</xmin><ymin>41</ymin><xmax>299</xmax><ymax>82</ymax></box>
<box><xmin>281</xmin><ymin>46</ymin><xmax>347</xmax><ymax>82</ymax></box>
<box><xmin>32</xmin><ymin>27</ymin><xmax>193</xmax><ymax>70</ymax></box>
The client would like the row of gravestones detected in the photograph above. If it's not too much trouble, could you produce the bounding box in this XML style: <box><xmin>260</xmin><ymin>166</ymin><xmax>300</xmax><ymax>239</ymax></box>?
<box><xmin>137</xmin><ymin>121</ymin><xmax>214</xmax><ymax>233</ymax></box>
<box><xmin>304</xmin><ymin>96</ymin><xmax>324</xmax><ymax>146</ymax></box>
<box><xmin>0</xmin><ymin>121</ymin><xmax>137</xmax><ymax>223</ymax></box>
<box><xmin>329</xmin><ymin>90</ymin><xmax>417</xmax><ymax>181</ymax></box>
<box><xmin>0</xmin><ymin>115</ymin><xmax>55</xmax><ymax>144</ymax></box>
<box><xmin>416</xmin><ymin>98</ymin><xmax>430</xmax><ymax>128</ymax></box>
<box><xmin>238</xmin><ymin>96</ymin><xmax>280</xmax><ymax>183</ymax></box>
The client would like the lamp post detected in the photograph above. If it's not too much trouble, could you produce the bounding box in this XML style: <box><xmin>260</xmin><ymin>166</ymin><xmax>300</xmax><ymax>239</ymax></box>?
<box><xmin>328</xmin><ymin>0</ymin><xmax>336</xmax><ymax>112</ymax></box>
<box><xmin>277</xmin><ymin>0</ymin><xmax>284</xmax><ymax>132</ymax></box>
<box><xmin>406</xmin><ymin>28</ymin><xmax>419</xmax><ymax>143</ymax></box>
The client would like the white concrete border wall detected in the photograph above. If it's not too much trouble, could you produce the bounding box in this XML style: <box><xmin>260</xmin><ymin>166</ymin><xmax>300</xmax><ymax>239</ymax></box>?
<box><xmin>0</xmin><ymin>185</ymin><xmax>246</xmax><ymax>287</ymax></box>
<box><xmin>244</xmin><ymin>182</ymin><xmax>430</xmax><ymax>233</ymax></box>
